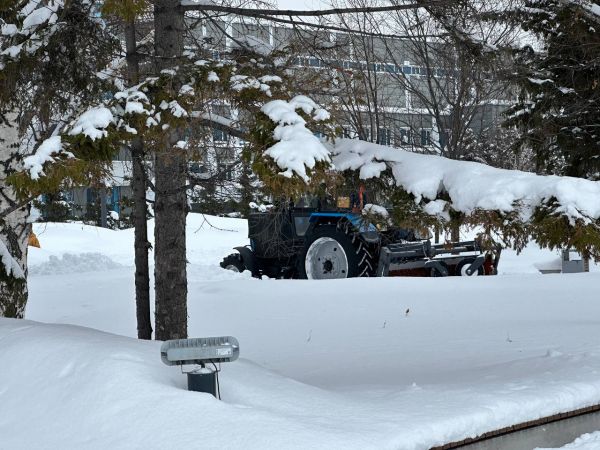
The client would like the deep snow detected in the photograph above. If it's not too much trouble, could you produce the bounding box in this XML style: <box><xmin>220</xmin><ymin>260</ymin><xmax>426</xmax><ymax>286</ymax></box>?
<box><xmin>2</xmin><ymin>214</ymin><xmax>599</xmax><ymax>449</ymax></box>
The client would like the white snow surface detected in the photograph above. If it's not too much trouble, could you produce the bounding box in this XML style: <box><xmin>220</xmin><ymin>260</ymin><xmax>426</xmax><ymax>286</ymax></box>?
<box><xmin>537</xmin><ymin>431</ymin><xmax>600</xmax><ymax>449</ymax></box>
<box><xmin>4</xmin><ymin>214</ymin><xmax>600</xmax><ymax>449</ymax></box>
<box><xmin>331</xmin><ymin>138</ymin><xmax>600</xmax><ymax>222</ymax></box>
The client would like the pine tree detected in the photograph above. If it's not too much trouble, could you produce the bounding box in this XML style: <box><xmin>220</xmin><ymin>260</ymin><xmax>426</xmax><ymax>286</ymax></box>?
<box><xmin>503</xmin><ymin>0</ymin><xmax>600</xmax><ymax>179</ymax></box>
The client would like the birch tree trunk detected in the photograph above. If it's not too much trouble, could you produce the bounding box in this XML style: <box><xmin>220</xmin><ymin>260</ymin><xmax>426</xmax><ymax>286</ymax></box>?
<box><xmin>0</xmin><ymin>114</ymin><xmax>30</xmax><ymax>318</ymax></box>
<box><xmin>153</xmin><ymin>0</ymin><xmax>188</xmax><ymax>340</ymax></box>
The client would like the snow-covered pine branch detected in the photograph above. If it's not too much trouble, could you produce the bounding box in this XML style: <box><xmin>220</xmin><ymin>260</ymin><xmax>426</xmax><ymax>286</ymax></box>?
<box><xmin>20</xmin><ymin>55</ymin><xmax>292</xmax><ymax>185</ymax></box>
<box><xmin>261</xmin><ymin>96</ymin><xmax>331</xmax><ymax>182</ymax></box>
<box><xmin>252</xmin><ymin>91</ymin><xmax>600</xmax><ymax>255</ymax></box>
<box><xmin>331</xmin><ymin>138</ymin><xmax>600</xmax><ymax>225</ymax></box>
<box><xmin>0</xmin><ymin>0</ymin><xmax>62</xmax><ymax>65</ymax></box>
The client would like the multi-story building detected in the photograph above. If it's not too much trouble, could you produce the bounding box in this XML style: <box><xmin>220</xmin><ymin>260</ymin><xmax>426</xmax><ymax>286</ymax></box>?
<box><xmin>58</xmin><ymin>16</ymin><xmax>514</xmax><ymax>221</ymax></box>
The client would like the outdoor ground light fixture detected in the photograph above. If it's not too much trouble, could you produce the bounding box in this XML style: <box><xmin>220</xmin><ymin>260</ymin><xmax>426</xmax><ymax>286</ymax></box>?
<box><xmin>160</xmin><ymin>336</ymin><xmax>240</xmax><ymax>398</ymax></box>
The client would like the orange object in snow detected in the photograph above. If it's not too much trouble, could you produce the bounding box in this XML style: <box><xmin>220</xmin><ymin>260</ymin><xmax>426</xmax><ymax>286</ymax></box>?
<box><xmin>28</xmin><ymin>232</ymin><xmax>40</xmax><ymax>248</ymax></box>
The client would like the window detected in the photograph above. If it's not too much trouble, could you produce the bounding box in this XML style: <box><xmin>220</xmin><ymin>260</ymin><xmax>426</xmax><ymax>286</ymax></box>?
<box><xmin>216</xmin><ymin>147</ymin><xmax>235</xmax><ymax>160</ymax></box>
<box><xmin>420</xmin><ymin>129</ymin><xmax>432</xmax><ymax>146</ymax></box>
<box><xmin>213</xmin><ymin>129</ymin><xmax>229</xmax><ymax>142</ymax></box>
<box><xmin>308</xmin><ymin>57</ymin><xmax>321</xmax><ymax>67</ymax></box>
<box><xmin>399</xmin><ymin>128</ymin><xmax>412</xmax><ymax>145</ymax></box>
<box><xmin>377</xmin><ymin>128</ymin><xmax>391</xmax><ymax>146</ymax></box>
<box><xmin>189</xmin><ymin>162</ymin><xmax>202</xmax><ymax>174</ymax></box>
<box><xmin>224</xmin><ymin>166</ymin><xmax>234</xmax><ymax>181</ymax></box>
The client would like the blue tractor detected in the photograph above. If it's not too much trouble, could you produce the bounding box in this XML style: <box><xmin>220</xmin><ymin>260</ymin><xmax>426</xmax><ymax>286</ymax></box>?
<box><xmin>220</xmin><ymin>204</ymin><xmax>501</xmax><ymax>279</ymax></box>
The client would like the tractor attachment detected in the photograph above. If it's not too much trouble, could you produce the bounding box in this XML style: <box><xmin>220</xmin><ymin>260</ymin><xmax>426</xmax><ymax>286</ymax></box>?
<box><xmin>376</xmin><ymin>240</ymin><xmax>501</xmax><ymax>277</ymax></box>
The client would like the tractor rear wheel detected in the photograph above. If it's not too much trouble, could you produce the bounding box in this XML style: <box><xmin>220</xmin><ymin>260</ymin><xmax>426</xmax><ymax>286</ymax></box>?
<box><xmin>299</xmin><ymin>224</ymin><xmax>374</xmax><ymax>280</ymax></box>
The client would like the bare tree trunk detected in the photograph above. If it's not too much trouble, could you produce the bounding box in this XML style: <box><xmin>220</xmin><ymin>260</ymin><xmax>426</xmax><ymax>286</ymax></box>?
<box><xmin>451</xmin><ymin>224</ymin><xmax>460</xmax><ymax>242</ymax></box>
<box><xmin>0</xmin><ymin>114</ymin><xmax>30</xmax><ymax>318</ymax></box>
<box><xmin>99</xmin><ymin>187</ymin><xmax>108</xmax><ymax>228</ymax></box>
<box><xmin>132</xmin><ymin>140</ymin><xmax>153</xmax><ymax>339</ymax></box>
<box><xmin>153</xmin><ymin>0</ymin><xmax>187</xmax><ymax>340</ymax></box>
<box><xmin>125</xmin><ymin>19</ymin><xmax>153</xmax><ymax>340</ymax></box>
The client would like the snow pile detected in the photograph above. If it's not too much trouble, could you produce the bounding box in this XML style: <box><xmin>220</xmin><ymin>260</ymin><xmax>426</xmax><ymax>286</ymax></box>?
<box><xmin>332</xmin><ymin>138</ymin><xmax>600</xmax><ymax>222</ymax></box>
<box><xmin>28</xmin><ymin>215</ymin><xmax>250</xmax><ymax>281</ymax></box>
<box><xmin>29</xmin><ymin>253</ymin><xmax>122</xmax><ymax>276</ymax></box>
<box><xmin>261</xmin><ymin>96</ymin><xmax>331</xmax><ymax>181</ymax></box>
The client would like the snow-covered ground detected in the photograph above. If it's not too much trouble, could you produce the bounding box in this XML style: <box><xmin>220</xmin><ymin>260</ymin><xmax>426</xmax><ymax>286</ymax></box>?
<box><xmin>2</xmin><ymin>214</ymin><xmax>600</xmax><ymax>449</ymax></box>
<box><xmin>538</xmin><ymin>432</ymin><xmax>600</xmax><ymax>450</ymax></box>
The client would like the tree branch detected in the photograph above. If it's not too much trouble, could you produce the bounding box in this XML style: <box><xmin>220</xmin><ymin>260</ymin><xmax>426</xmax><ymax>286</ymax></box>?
<box><xmin>178</xmin><ymin>1</ymin><xmax>454</xmax><ymax>16</ymax></box>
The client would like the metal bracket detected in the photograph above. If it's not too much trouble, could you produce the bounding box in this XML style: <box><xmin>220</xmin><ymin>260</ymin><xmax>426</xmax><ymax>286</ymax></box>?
<box><xmin>424</xmin><ymin>260</ymin><xmax>449</xmax><ymax>276</ymax></box>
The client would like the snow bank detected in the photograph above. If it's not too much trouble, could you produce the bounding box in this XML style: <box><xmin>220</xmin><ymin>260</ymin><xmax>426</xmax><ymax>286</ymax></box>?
<box><xmin>16</xmin><ymin>214</ymin><xmax>600</xmax><ymax>449</ymax></box>
<box><xmin>332</xmin><ymin>139</ymin><xmax>600</xmax><ymax>222</ymax></box>
<box><xmin>29</xmin><ymin>253</ymin><xmax>121</xmax><ymax>276</ymax></box>
<box><xmin>20</xmin><ymin>272</ymin><xmax>600</xmax><ymax>450</ymax></box>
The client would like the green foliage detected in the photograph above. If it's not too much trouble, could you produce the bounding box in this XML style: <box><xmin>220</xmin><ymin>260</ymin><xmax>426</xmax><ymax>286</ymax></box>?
<box><xmin>1</xmin><ymin>1</ymin><xmax>118</xmax><ymax>113</ymax></box>
<box><xmin>101</xmin><ymin>0</ymin><xmax>150</xmax><ymax>22</ymax></box>
<box><xmin>531</xmin><ymin>201</ymin><xmax>600</xmax><ymax>261</ymax></box>
<box><xmin>500</xmin><ymin>0</ymin><xmax>600</xmax><ymax>178</ymax></box>
<box><xmin>33</xmin><ymin>193</ymin><xmax>71</xmax><ymax>222</ymax></box>
<box><xmin>9</xmin><ymin>158</ymin><xmax>110</xmax><ymax>200</ymax></box>
<box><xmin>369</xmin><ymin>170</ymin><xmax>600</xmax><ymax>257</ymax></box>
